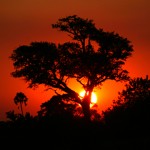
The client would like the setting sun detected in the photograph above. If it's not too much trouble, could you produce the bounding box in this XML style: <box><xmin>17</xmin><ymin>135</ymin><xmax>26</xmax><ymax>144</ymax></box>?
<box><xmin>79</xmin><ymin>91</ymin><xmax>97</xmax><ymax>104</ymax></box>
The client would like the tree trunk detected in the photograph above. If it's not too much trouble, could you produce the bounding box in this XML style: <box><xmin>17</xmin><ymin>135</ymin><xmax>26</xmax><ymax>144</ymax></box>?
<box><xmin>20</xmin><ymin>103</ymin><xmax>24</xmax><ymax>116</ymax></box>
<box><xmin>81</xmin><ymin>92</ymin><xmax>92</xmax><ymax>122</ymax></box>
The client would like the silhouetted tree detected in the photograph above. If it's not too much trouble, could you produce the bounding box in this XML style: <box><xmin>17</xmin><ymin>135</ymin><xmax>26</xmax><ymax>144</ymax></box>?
<box><xmin>37</xmin><ymin>94</ymin><xmax>101</xmax><ymax>122</ymax></box>
<box><xmin>10</xmin><ymin>15</ymin><xmax>133</xmax><ymax>121</ymax></box>
<box><xmin>14</xmin><ymin>92</ymin><xmax>28</xmax><ymax>116</ymax></box>
<box><xmin>103</xmin><ymin>75</ymin><xmax>150</xmax><ymax>136</ymax></box>
<box><xmin>37</xmin><ymin>94</ymin><xmax>82</xmax><ymax>120</ymax></box>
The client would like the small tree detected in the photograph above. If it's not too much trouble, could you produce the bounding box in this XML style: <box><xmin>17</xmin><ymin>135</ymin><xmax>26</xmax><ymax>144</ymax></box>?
<box><xmin>10</xmin><ymin>15</ymin><xmax>133</xmax><ymax>121</ymax></box>
<box><xmin>14</xmin><ymin>92</ymin><xmax>28</xmax><ymax>116</ymax></box>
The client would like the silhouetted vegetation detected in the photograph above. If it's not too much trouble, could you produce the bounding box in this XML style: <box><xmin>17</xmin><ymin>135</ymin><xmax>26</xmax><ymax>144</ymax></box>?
<box><xmin>13</xmin><ymin>92</ymin><xmax>28</xmax><ymax>116</ymax></box>
<box><xmin>9</xmin><ymin>15</ymin><xmax>133</xmax><ymax>121</ymax></box>
<box><xmin>1</xmin><ymin>15</ymin><xmax>149</xmax><ymax>149</ymax></box>
<box><xmin>103</xmin><ymin>75</ymin><xmax>150</xmax><ymax>138</ymax></box>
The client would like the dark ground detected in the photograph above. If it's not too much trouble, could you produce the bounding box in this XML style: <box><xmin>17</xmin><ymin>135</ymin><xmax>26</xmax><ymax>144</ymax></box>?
<box><xmin>0</xmin><ymin>121</ymin><xmax>149</xmax><ymax>150</ymax></box>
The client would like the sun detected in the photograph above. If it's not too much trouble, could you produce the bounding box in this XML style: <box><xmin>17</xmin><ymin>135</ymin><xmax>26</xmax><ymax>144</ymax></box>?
<box><xmin>79</xmin><ymin>91</ymin><xmax>97</xmax><ymax>104</ymax></box>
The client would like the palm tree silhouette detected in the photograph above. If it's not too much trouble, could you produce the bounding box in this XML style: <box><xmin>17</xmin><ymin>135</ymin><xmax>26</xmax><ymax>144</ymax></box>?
<box><xmin>14</xmin><ymin>92</ymin><xmax>28</xmax><ymax>116</ymax></box>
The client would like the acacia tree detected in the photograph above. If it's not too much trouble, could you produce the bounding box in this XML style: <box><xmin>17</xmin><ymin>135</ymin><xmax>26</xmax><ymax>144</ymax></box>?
<box><xmin>10</xmin><ymin>15</ymin><xmax>133</xmax><ymax>121</ymax></box>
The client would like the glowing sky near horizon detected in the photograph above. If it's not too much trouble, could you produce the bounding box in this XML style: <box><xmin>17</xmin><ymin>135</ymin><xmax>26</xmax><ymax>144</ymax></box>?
<box><xmin>0</xmin><ymin>0</ymin><xmax>150</xmax><ymax>121</ymax></box>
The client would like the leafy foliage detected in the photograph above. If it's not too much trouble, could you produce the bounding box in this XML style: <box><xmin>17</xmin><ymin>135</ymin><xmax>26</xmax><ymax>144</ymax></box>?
<box><xmin>14</xmin><ymin>92</ymin><xmax>28</xmax><ymax>116</ymax></box>
<box><xmin>37</xmin><ymin>94</ymin><xmax>101</xmax><ymax>122</ymax></box>
<box><xmin>10</xmin><ymin>15</ymin><xmax>133</xmax><ymax>120</ymax></box>
<box><xmin>103</xmin><ymin>75</ymin><xmax>150</xmax><ymax>136</ymax></box>
<box><xmin>37</xmin><ymin>94</ymin><xmax>82</xmax><ymax>119</ymax></box>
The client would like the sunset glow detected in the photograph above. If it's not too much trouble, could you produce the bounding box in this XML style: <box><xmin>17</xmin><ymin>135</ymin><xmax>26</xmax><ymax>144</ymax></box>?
<box><xmin>0</xmin><ymin>0</ymin><xmax>150</xmax><ymax>122</ymax></box>
<box><xmin>79</xmin><ymin>91</ymin><xmax>97</xmax><ymax>104</ymax></box>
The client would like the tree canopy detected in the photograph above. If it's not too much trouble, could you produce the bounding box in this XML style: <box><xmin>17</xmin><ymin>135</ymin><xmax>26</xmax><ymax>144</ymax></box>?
<box><xmin>103</xmin><ymin>75</ymin><xmax>150</xmax><ymax>135</ymax></box>
<box><xmin>14</xmin><ymin>92</ymin><xmax>28</xmax><ymax>116</ymax></box>
<box><xmin>10</xmin><ymin>15</ymin><xmax>133</xmax><ymax>121</ymax></box>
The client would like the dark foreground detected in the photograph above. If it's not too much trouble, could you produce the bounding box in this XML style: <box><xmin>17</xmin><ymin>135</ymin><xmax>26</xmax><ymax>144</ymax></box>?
<box><xmin>0</xmin><ymin>121</ymin><xmax>150</xmax><ymax>150</ymax></box>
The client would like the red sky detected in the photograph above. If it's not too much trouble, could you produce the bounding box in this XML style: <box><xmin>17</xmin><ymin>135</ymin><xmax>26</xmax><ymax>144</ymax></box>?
<box><xmin>0</xmin><ymin>0</ymin><xmax>150</xmax><ymax>121</ymax></box>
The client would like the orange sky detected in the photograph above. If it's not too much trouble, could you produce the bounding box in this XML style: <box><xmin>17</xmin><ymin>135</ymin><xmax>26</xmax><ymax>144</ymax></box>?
<box><xmin>0</xmin><ymin>0</ymin><xmax>150</xmax><ymax>121</ymax></box>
